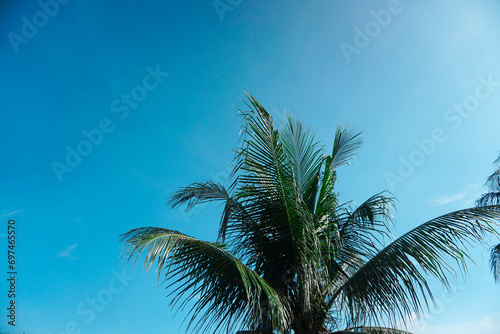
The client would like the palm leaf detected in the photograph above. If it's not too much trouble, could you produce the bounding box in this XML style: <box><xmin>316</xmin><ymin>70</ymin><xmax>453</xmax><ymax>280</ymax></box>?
<box><xmin>280</xmin><ymin>112</ymin><xmax>324</xmax><ymax>196</ymax></box>
<box><xmin>120</xmin><ymin>227</ymin><xmax>291</xmax><ymax>333</ymax></box>
<box><xmin>476</xmin><ymin>191</ymin><xmax>500</xmax><ymax>206</ymax></box>
<box><xmin>314</xmin><ymin>125</ymin><xmax>362</xmax><ymax>223</ymax></box>
<box><xmin>336</xmin><ymin>206</ymin><xmax>500</xmax><ymax>327</ymax></box>
<box><xmin>169</xmin><ymin>181</ymin><xmax>230</xmax><ymax>211</ymax></box>
<box><xmin>168</xmin><ymin>181</ymin><xmax>236</xmax><ymax>243</ymax></box>
<box><xmin>330</xmin><ymin>126</ymin><xmax>363</xmax><ymax>170</ymax></box>
<box><xmin>490</xmin><ymin>243</ymin><xmax>500</xmax><ymax>282</ymax></box>
<box><xmin>336</xmin><ymin>193</ymin><xmax>395</xmax><ymax>259</ymax></box>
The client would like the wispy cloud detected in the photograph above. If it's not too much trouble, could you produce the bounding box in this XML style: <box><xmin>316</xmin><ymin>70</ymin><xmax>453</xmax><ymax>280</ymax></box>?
<box><xmin>128</xmin><ymin>168</ymin><xmax>153</xmax><ymax>186</ymax></box>
<box><xmin>432</xmin><ymin>192</ymin><xmax>467</xmax><ymax>206</ymax></box>
<box><xmin>1</xmin><ymin>209</ymin><xmax>24</xmax><ymax>219</ymax></box>
<box><xmin>58</xmin><ymin>244</ymin><xmax>78</xmax><ymax>260</ymax></box>
<box><xmin>430</xmin><ymin>184</ymin><xmax>480</xmax><ymax>206</ymax></box>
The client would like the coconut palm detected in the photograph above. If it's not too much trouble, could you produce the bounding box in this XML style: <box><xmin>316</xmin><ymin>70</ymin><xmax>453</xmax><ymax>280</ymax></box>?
<box><xmin>121</xmin><ymin>94</ymin><xmax>500</xmax><ymax>334</ymax></box>
<box><xmin>476</xmin><ymin>155</ymin><xmax>500</xmax><ymax>281</ymax></box>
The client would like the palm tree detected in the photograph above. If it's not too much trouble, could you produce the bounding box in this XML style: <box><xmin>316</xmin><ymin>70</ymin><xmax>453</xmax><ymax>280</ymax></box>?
<box><xmin>476</xmin><ymin>155</ymin><xmax>500</xmax><ymax>281</ymax></box>
<box><xmin>121</xmin><ymin>94</ymin><xmax>500</xmax><ymax>334</ymax></box>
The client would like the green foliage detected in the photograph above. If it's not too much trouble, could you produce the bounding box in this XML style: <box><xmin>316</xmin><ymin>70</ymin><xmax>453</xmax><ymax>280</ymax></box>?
<box><xmin>476</xmin><ymin>154</ymin><xmax>500</xmax><ymax>281</ymax></box>
<box><xmin>122</xmin><ymin>94</ymin><xmax>500</xmax><ymax>334</ymax></box>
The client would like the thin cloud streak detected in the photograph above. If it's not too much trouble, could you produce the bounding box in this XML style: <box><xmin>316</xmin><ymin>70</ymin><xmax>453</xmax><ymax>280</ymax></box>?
<box><xmin>58</xmin><ymin>244</ymin><xmax>78</xmax><ymax>260</ymax></box>
<box><xmin>430</xmin><ymin>184</ymin><xmax>480</xmax><ymax>206</ymax></box>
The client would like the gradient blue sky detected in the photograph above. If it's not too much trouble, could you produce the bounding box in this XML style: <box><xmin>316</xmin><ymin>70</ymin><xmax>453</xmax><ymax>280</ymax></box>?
<box><xmin>2</xmin><ymin>0</ymin><xmax>500</xmax><ymax>333</ymax></box>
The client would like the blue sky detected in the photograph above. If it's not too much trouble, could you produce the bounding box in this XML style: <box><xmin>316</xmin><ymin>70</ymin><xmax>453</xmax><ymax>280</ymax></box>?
<box><xmin>2</xmin><ymin>0</ymin><xmax>500</xmax><ymax>333</ymax></box>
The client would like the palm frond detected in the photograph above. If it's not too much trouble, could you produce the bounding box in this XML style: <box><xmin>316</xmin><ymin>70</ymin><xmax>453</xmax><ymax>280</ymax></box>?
<box><xmin>314</xmin><ymin>155</ymin><xmax>338</xmax><ymax>220</ymax></box>
<box><xmin>169</xmin><ymin>181</ymin><xmax>230</xmax><ymax>211</ymax></box>
<box><xmin>490</xmin><ymin>243</ymin><xmax>500</xmax><ymax>282</ymax></box>
<box><xmin>168</xmin><ymin>181</ymin><xmax>236</xmax><ymax>243</ymax></box>
<box><xmin>336</xmin><ymin>206</ymin><xmax>500</xmax><ymax>327</ymax></box>
<box><xmin>476</xmin><ymin>192</ymin><xmax>500</xmax><ymax>206</ymax></box>
<box><xmin>485</xmin><ymin>168</ymin><xmax>500</xmax><ymax>192</ymax></box>
<box><xmin>312</xmin><ymin>124</ymin><xmax>362</xmax><ymax>222</ymax></box>
<box><xmin>323</xmin><ymin>194</ymin><xmax>396</xmax><ymax>312</ymax></box>
<box><xmin>336</xmin><ymin>193</ymin><xmax>395</xmax><ymax>260</ymax></box>
<box><xmin>330</xmin><ymin>126</ymin><xmax>363</xmax><ymax>170</ymax></box>
<box><xmin>120</xmin><ymin>227</ymin><xmax>291</xmax><ymax>333</ymax></box>
<box><xmin>280</xmin><ymin>112</ymin><xmax>325</xmax><ymax>196</ymax></box>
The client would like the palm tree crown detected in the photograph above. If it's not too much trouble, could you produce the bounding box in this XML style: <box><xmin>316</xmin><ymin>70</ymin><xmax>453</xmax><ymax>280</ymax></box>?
<box><xmin>121</xmin><ymin>94</ymin><xmax>500</xmax><ymax>334</ymax></box>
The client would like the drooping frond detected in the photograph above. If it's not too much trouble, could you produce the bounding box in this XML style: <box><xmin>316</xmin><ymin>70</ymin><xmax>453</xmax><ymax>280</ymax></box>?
<box><xmin>476</xmin><ymin>163</ymin><xmax>500</xmax><ymax>207</ymax></box>
<box><xmin>120</xmin><ymin>227</ymin><xmax>291</xmax><ymax>333</ymax></box>
<box><xmin>485</xmin><ymin>167</ymin><xmax>500</xmax><ymax>191</ymax></box>
<box><xmin>336</xmin><ymin>193</ymin><xmax>395</xmax><ymax>259</ymax></box>
<box><xmin>169</xmin><ymin>181</ymin><xmax>230</xmax><ymax>211</ymax></box>
<box><xmin>336</xmin><ymin>206</ymin><xmax>500</xmax><ymax>327</ymax></box>
<box><xmin>475</xmin><ymin>156</ymin><xmax>500</xmax><ymax>282</ymax></box>
<box><xmin>321</xmin><ymin>193</ymin><xmax>396</xmax><ymax>297</ymax></box>
<box><xmin>476</xmin><ymin>158</ymin><xmax>500</xmax><ymax>206</ymax></box>
<box><xmin>168</xmin><ymin>181</ymin><xmax>234</xmax><ymax>243</ymax></box>
<box><xmin>490</xmin><ymin>243</ymin><xmax>500</xmax><ymax>282</ymax></box>
<box><xmin>476</xmin><ymin>191</ymin><xmax>500</xmax><ymax>206</ymax></box>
